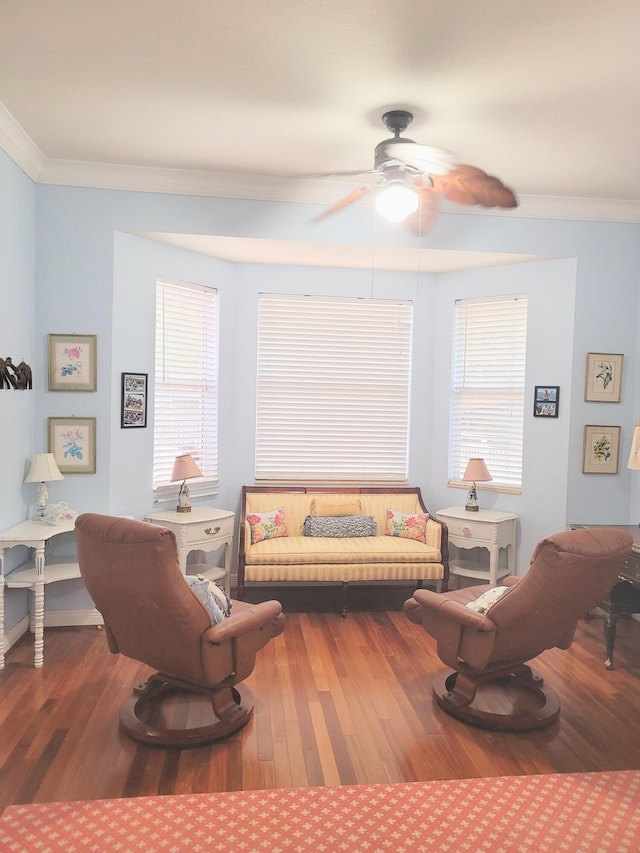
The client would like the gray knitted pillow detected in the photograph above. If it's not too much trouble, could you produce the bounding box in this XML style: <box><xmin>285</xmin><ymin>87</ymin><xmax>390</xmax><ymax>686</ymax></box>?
<box><xmin>302</xmin><ymin>514</ymin><xmax>377</xmax><ymax>538</ymax></box>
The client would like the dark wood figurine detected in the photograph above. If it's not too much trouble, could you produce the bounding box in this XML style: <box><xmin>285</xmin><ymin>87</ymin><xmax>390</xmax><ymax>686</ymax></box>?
<box><xmin>0</xmin><ymin>357</ymin><xmax>32</xmax><ymax>389</ymax></box>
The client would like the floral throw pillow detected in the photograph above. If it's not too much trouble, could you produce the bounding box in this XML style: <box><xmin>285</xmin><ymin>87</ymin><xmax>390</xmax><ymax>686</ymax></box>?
<box><xmin>385</xmin><ymin>509</ymin><xmax>428</xmax><ymax>543</ymax></box>
<box><xmin>247</xmin><ymin>507</ymin><xmax>288</xmax><ymax>544</ymax></box>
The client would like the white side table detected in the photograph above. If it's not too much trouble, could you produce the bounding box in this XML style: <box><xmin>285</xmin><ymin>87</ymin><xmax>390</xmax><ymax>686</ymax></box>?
<box><xmin>437</xmin><ymin>506</ymin><xmax>517</xmax><ymax>586</ymax></box>
<box><xmin>144</xmin><ymin>507</ymin><xmax>234</xmax><ymax>594</ymax></box>
<box><xmin>0</xmin><ymin>518</ymin><xmax>78</xmax><ymax>669</ymax></box>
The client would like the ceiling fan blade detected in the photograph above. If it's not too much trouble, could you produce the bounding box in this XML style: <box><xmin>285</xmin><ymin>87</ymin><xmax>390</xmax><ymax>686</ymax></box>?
<box><xmin>385</xmin><ymin>142</ymin><xmax>458</xmax><ymax>176</ymax></box>
<box><xmin>432</xmin><ymin>165</ymin><xmax>518</xmax><ymax>208</ymax></box>
<box><xmin>403</xmin><ymin>180</ymin><xmax>440</xmax><ymax>235</ymax></box>
<box><xmin>295</xmin><ymin>167</ymin><xmax>376</xmax><ymax>179</ymax></box>
<box><xmin>311</xmin><ymin>184</ymin><xmax>376</xmax><ymax>222</ymax></box>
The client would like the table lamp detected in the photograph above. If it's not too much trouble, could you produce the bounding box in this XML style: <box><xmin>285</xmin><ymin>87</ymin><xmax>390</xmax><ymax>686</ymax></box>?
<box><xmin>24</xmin><ymin>453</ymin><xmax>65</xmax><ymax>517</ymax></box>
<box><xmin>463</xmin><ymin>458</ymin><xmax>492</xmax><ymax>512</ymax></box>
<box><xmin>627</xmin><ymin>424</ymin><xmax>640</xmax><ymax>473</ymax></box>
<box><xmin>171</xmin><ymin>453</ymin><xmax>203</xmax><ymax>513</ymax></box>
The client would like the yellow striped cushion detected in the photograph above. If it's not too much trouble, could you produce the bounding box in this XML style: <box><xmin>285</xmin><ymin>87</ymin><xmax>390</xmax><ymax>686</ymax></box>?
<box><xmin>245</xmin><ymin>561</ymin><xmax>445</xmax><ymax>583</ymax></box>
<box><xmin>245</xmin><ymin>535</ymin><xmax>440</xmax><ymax>565</ymax></box>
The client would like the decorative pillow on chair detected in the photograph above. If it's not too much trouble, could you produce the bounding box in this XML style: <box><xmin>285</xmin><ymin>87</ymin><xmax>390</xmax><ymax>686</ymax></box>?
<box><xmin>247</xmin><ymin>507</ymin><xmax>287</xmax><ymax>544</ymax></box>
<box><xmin>385</xmin><ymin>509</ymin><xmax>428</xmax><ymax>543</ymax></box>
<box><xmin>184</xmin><ymin>575</ymin><xmax>231</xmax><ymax>624</ymax></box>
<box><xmin>465</xmin><ymin>585</ymin><xmax>511</xmax><ymax>614</ymax></box>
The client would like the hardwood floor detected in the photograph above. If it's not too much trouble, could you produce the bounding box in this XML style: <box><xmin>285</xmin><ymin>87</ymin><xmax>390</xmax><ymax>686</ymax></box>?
<box><xmin>1</xmin><ymin>588</ymin><xmax>639</xmax><ymax>810</ymax></box>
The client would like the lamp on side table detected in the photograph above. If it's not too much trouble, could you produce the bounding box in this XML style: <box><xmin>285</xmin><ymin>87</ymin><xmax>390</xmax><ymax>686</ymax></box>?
<box><xmin>24</xmin><ymin>453</ymin><xmax>64</xmax><ymax>518</ymax></box>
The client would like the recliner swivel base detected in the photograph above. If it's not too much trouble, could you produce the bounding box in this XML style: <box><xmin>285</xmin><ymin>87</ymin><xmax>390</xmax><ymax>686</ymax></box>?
<box><xmin>432</xmin><ymin>664</ymin><xmax>560</xmax><ymax>732</ymax></box>
<box><xmin>119</xmin><ymin>673</ymin><xmax>255</xmax><ymax>747</ymax></box>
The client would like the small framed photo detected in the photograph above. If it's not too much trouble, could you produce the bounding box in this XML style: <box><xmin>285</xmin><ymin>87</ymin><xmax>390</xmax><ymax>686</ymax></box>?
<box><xmin>533</xmin><ymin>386</ymin><xmax>559</xmax><ymax>418</ymax></box>
<box><xmin>121</xmin><ymin>372</ymin><xmax>148</xmax><ymax>428</ymax></box>
<box><xmin>48</xmin><ymin>334</ymin><xmax>97</xmax><ymax>392</ymax></box>
<box><xmin>584</xmin><ymin>353</ymin><xmax>623</xmax><ymax>402</ymax></box>
<box><xmin>48</xmin><ymin>417</ymin><xmax>97</xmax><ymax>474</ymax></box>
<box><xmin>582</xmin><ymin>425</ymin><xmax>620</xmax><ymax>474</ymax></box>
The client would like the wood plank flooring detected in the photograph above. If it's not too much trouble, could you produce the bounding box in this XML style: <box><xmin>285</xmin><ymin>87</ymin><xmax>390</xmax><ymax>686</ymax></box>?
<box><xmin>1</xmin><ymin>588</ymin><xmax>639</xmax><ymax>810</ymax></box>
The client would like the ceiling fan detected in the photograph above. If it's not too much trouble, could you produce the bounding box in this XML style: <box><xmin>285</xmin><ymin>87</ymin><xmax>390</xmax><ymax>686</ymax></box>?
<box><xmin>312</xmin><ymin>110</ymin><xmax>518</xmax><ymax>233</ymax></box>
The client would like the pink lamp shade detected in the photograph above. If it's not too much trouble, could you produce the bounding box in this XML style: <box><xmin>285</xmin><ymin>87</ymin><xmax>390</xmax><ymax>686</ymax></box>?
<box><xmin>463</xmin><ymin>458</ymin><xmax>492</xmax><ymax>512</ymax></box>
<box><xmin>171</xmin><ymin>454</ymin><xmax>203</xmax><ymax>483</ymax></box>
<box><xmin>171</xmin><ymin>454</ymin><xmax>203</xmax><ymax>513</ymax></box>
<box><xmin>463</xmin><ymin>458</ymin><xmax>492</xmax><ymax>484</ymax></box>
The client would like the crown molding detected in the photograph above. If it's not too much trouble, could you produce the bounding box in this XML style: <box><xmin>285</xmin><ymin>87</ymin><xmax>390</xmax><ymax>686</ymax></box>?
<box><xmin>3</xmin><ymin>109</ymin><xmax>640</xmax><ymax>224</ymax></box>
<box><xmin>0</xmin><ymin>103</ymin><xmax>46</xmax><ymax>180</ymax></box>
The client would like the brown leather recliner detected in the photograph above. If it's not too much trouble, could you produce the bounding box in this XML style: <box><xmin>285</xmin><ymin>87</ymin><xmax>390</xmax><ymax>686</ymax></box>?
<box><xmin>75</xmin><ymin>513</ymin><xmax>285</xmax><ymax>747</ymax></box>
<box><xmin>404</xmin><ymin>527</ymin><xmax>632</xmax><ymax>731</ymax></box>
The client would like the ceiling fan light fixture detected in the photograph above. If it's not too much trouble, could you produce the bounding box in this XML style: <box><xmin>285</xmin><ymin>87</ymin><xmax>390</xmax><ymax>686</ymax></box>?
<box><xmin>375</xmin><ymin>180</ymin><xmax>419</xmax><ymax>223</ymax></box>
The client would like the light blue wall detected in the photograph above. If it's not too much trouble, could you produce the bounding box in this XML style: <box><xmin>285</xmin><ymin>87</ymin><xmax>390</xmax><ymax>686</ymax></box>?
<box><xmin>2</xmin><ymin>172</ymin><xmax>640</xmax><ymax>628</ymax></box>
<box><xmin>0</xmin><ymin>150</ymin><xmax>36</xmax><ymax>628</ymax></box>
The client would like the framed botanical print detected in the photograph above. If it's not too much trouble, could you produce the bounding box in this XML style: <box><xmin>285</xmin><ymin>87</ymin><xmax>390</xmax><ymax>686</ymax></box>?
<box><xmin>121</xmin><ymin>372</ymin><xmax>148</xmax><ymax>428</ymax></box>
<box><xmin>584</xmin><ymin>353</ymin><xmax>623</xmax><ymax>402</ymax></box>
<box><xmin>48</xmin><ymin>416</ymin><xmax>97</xmax><ymax>474</ymax></box>
<box><xmin>48</xmin><ymin>334</ymin><xmax>97</xmax><ymax>392</ymax></box>
<box><xmin>582</xmin><ymin>425</ymin><xmax>620</xmax><ymax>474</ymax></box>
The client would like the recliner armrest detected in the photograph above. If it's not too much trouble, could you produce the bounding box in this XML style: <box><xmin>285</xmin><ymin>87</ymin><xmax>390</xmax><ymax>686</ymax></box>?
<box><xmin>204</xmin><ymin>599</ymin><xmax>284</xmax><ymax>644</ymax></box>
<box><xmin>406</xmin><ymin>589</ymin><xmax>496</xmax><ymax>632</ymax></box>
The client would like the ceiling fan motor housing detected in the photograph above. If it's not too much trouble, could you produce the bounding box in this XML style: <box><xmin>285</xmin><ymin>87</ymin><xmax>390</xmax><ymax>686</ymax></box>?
<box><xmin>375</xmin><ymin>109</ymin><xmax>416</xmax><ymax>171</ymax></box>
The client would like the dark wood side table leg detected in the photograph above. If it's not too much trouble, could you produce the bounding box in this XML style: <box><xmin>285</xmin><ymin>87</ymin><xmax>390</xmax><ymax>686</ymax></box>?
<box><xmin>603</xmin><ymin>611</ymin><xmax>619</xmax><ymax>670</ymax></box>
<box><xmin>602</xmin><ymin>578</ymin><xmax>640</xmax><ymax>669</ymax></box>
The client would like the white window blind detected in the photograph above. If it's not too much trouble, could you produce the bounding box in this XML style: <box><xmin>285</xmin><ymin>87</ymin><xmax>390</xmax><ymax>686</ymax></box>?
<box><xmin>449</xmin><ymin>295</ymin><xmax>528</xmax><ymax>491</ymax></box>
<box><xmin>255</xmin><ymin>294</ymin><xmax>413</xmax><ymax>482</ymax></box>
<box><xmin>153</xmin><ymin>279</ymin><xmax>218</xmax><ymax>499</ymax></box>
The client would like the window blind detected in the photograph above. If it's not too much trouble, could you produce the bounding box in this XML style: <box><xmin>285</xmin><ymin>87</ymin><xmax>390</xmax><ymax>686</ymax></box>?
<box><xmin>255</xmin><ymin>294</ymin><xmax>413</xmax><ymax>482</ymax></box>
<box><xmin>153</xmin><ymin>279</ymin><xmax>218</xmax><ymax>499</ymax></box>
<box><xmin>449</xmin><ymin>295</ymin><xmax>528</xmax><ymax>491</ymax></box>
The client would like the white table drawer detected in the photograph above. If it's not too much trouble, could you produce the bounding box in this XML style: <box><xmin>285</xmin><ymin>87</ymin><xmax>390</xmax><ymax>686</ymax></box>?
<box><xmin>446</xmin><ymin>520</ymin><xmax>492</xmax><ymax>541</ymax></box>
<box><xmin>185</xmin><ymin>515</ymin><xmax>234</xmax><ymax>544</ymax></box>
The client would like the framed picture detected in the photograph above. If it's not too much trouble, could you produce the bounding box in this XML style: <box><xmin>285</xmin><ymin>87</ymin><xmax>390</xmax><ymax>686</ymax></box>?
<box><xmin>582</xmin><ymin>425</ymin><xmax>620</xmax><ymax>474</ymax></box>
<box><xmin>533</xmin><ymin>385</ymin><xmax>559</xmax><ymax>418</ymax></box>
<box><xmin>121</xmin><ymin>372</ymin><xmax>148</xmax><ymax>428</ymax></box>
<box><xmin>48</xmin><ymin>334</ymin><xmax>97</xmax><ymax>392</ymax></box>
<box><xmin>584</xmin><ymin>352</ymin><xmax>623</xmax><ymax>402</ymax></box>
<box><xmin>48</xmin><ymin>417</ymin><xmax>97</xmax><ymax>474</ymax></box>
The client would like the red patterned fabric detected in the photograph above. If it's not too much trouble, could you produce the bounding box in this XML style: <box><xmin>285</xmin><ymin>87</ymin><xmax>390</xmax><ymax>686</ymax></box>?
<box><xmin>1</xmin><ymin>771</ymin><xmax>639</xmax><ymax>852</ymax></box>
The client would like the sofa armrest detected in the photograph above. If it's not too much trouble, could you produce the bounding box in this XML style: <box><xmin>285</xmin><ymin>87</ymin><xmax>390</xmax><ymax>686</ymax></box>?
<box><xmin>425</xmin><ymin>515</ymin><xmax>449</xmax><ymax>590</ymax></box>
<box><xmin>425</xmin><ymin>516</ymin><xmax>444</xmax><ymax>550</ymax></box>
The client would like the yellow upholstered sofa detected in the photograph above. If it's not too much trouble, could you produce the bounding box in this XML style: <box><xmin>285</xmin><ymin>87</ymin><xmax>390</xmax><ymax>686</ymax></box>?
<box><xmin>238</xmin><ymin>486</ymin><xmax>449</xmax><ymax>615</ymax></box>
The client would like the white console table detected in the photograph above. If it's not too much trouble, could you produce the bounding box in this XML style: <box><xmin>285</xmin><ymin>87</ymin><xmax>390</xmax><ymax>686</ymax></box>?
<box><xmin>144</xmin><ymin>507</ymin><xmax>234</xmax><ymax>594</ymax></box>
<box><xmin>437</xmin><ymin>506</ymin><xmax>517</xmax><ymax>586</ymax></box>
<box><xmin>0</xmin><ymin>518</ymin><xmax>78</xmax><ymax>669</ymax></box>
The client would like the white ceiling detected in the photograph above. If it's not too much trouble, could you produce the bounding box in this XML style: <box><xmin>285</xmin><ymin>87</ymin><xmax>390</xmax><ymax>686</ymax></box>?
<box><xmin>2</xmin><ymin>1</ymin><xmax>640</xmax><ymax>269</ymax></box>
<box><xmin>135</xmin><ymin>233</ymin><xmax>543</xmax><ymax>273</ymax></box>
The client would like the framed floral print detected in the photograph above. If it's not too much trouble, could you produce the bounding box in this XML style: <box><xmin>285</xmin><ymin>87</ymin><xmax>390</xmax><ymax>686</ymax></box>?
<box><xmin>48</xmin><ymin>334</ymin><xmax>97</xmax><ymax>392</ymax></box>
<box><xmin>48</xmin><ymin>417</ymin><xmax>97</xmax><ymax>474</ymax></box>
<box><xmin>582</xmin><ymin>425</ymin><xmax>620</xmax><ymax>474</ymax></box>
<box><xmin>584</xmin><ymin>353</ymin><xmax>623</xmax><ymax>402</ymax></box>
<box><xmin>121</xmin><ymin>372</ymin><xmax>148</xmax><ymax>428</ymax></box>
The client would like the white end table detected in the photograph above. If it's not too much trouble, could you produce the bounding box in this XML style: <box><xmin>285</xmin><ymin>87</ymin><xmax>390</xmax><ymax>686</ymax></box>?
<box><xmin>0</xmin><ymin>517</ymin><xmax>78</xmax><ymax>668</ymax></box>
<box><xmin>144</xmin><ymin>507</ymin><xmax>234</xmax><ymax>594</ymax></box>
<box><xmin>437</xmin><ymin>506</ymin><xmax>517</xmax><ymax>586</ymax></box>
